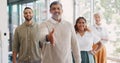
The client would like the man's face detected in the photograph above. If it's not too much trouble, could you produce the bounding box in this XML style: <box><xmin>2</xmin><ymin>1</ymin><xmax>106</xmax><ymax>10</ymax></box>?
<box><xmin>50</xmin><ymin>4</ymin><xmax>63</xmax><ymax>19</ymax></box>
<box><xmin>24</xmin><ymin>9</ymin><xmax>33</xmax><ymax>21</ymax></box>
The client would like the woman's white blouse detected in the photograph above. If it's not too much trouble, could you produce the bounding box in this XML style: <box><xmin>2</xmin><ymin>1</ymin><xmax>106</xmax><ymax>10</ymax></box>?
<box><xmin>90</xmin><ymin>24</ymin><xmax>109</xmax><ymax>44</ymax></box>
<box><xmin>76</xmin><ymin>31</ymin><xmax>100</xmax><ymax>51</ymax></box>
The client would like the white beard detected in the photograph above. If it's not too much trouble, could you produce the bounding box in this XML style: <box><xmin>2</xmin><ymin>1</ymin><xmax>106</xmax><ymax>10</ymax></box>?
<box><xmin>52</xmin><ymin>14</ymin><xmax>61</xmax><ymax>20</ymax></box>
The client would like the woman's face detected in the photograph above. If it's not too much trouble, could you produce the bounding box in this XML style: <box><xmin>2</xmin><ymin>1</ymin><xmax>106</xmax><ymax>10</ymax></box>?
<box><xmin>94</xmin><ymin>14</ymin><xmax>101</xmax><ymax>24</ymax></box>
<box><xmin>76</xmin><ymin>19</ymin><xmax>86</xmax><ymax>31</ymax></box>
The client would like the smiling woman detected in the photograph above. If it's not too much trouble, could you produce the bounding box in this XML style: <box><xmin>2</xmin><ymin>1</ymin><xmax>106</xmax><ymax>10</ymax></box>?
<box><xmin>74</xmin><ymin>16</ymin><xmax>102</xmax><ymax>63</ymax></box>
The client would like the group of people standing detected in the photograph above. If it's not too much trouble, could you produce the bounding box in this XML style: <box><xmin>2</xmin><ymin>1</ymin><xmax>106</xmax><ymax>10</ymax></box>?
<box><xmin>74</xmin><ymin>13</ymin><xmax>108</xmax><ymax>63</ymax></box>
<box><xmin>12</xmin><ymin>1</ymin><xmax>109</xmax><ymax>63</ymax></box>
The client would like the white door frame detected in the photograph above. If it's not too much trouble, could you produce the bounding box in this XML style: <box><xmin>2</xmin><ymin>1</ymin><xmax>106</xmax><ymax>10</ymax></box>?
<box><xmin>0</xmin><ymin>0</ymin><xmax>9</xmax><ymax>63</ymax></box>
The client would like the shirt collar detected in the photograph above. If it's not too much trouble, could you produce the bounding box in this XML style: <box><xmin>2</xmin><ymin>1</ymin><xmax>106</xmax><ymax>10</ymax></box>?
<box><xmin>94</xmin><ymin>24</ymin><xmax>102</xmax><ymax>28</ymax></box>
<box><xmin>24</xmin><ymin>21</ymin><xmax>35</xmax><ymax>27</ymax></box>
<box><xmin>49</xmin><ymin>17</ymin><xmax>64</xmax><ymax>24</ymax></box>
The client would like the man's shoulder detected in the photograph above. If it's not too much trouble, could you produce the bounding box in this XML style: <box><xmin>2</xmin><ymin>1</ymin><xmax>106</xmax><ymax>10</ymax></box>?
<box><xmin>89</xmin><ymin>25</ymin><xmax>95</xmax><ymax>29</ymax></box>
<box><xmin>62</xmin><ymin>19</ymin><xmax>72</xmax><ymax>25</ymax></box>
<box><xmin>15</xmin><ymin>23</ymin><xmax>25</xmax><ymax>31</ymax></box>
<box><xmin>39</xmin><ymin>20</ymin><xmax>50</xmax><ymax>28</ymax></box>
<box><xmin>15</xmin><ymin>25</ymin><xmax>22</xmax><ymax>29</ymax></box>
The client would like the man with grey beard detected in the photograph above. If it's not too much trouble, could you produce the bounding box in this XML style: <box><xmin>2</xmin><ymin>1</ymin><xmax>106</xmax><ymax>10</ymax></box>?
<box><xmin>12</xmin><ymin>7</ymin><xmax>41</xmax><ymax>63</ymax></box>
<box><xmin>39</xmin><ymin>1</ymin><xmax>81</xmax><ymax>63</ymax></box>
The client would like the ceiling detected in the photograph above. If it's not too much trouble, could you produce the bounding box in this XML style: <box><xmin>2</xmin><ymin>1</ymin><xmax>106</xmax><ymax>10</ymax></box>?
<box><xmin>7</xmin><ymin>0</ymin><xmax>37</xmax><ymax>4</ymax></box>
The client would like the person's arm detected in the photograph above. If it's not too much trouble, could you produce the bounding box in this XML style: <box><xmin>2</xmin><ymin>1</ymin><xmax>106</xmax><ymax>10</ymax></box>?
<box><xmin>91</xmin><ymin>41</ymin><xmax>102</xmax><ymax>55</ymax></box>
<box><xmin>39</xmin><ymin>22</ymin><xmax>49</xmax><ymax>43</ymax></box>
<box><xmin>91</xmin><ymin>32</ymin><xmax>103</xmax><ymax>55</ymax></box>
<box><xmin>94</xmin><ymin>41</ymin><xmax>102</xmax><ymax>53</ymax></box>
<box><xmin>71</xmin><ymin>25</ymin><xmax>81</xmax><ymax>63</ymax></box>
<box><xmin>12</xmin><ymin>51</ymin><xmax>17</xmax><ymax>63</ymax></box>
<box><xmin>39</xmin><ymin>22</ymin><xmax>55</xmax><ymax>46</ymax></box>
<box><xmin>12</xmin><ymin>28</ymin><xmax>19</xmax><ymax>63</ymax></box>
<box><xmin>101</xmin><ymin>27</ymin><xmax>109</xmax><ymax>41</ymax></box>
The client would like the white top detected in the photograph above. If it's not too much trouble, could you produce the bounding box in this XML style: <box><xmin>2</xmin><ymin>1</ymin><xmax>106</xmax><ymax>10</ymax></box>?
<box><xmin>76</xmin><ymin>31</ymin><xmax>100</xmax><ymax>51</ymax></box>
<box><xmin>90</xmin><ymin>24</ymin><xmax>108</xmax><ymax>44</ymax></box>
<box><xmin>39</xmin><ymin>18</ymin><xmax>81</xmax><ymax>63</ymax></box>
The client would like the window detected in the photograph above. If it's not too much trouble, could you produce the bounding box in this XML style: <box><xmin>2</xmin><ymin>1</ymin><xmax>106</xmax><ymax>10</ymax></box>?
<box><xmin>94</xmin><ymin>0</ymin><xmax>120</xmax><ymax>62</ymax></box>
<box><xmin>75</xmin><ymin>0</ymin><xmax>92</xmax><ymax>25</ymax></box>
<box><xmin>75</xmin><ymin>0</ymin><xmax>120</xmax><ymax>62</ymax></box>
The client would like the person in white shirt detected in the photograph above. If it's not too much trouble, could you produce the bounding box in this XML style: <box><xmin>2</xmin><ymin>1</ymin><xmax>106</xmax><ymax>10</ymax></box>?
<box><xmin>39</xmin><ymin>1</ymin><xmax>81</xmax><ymax>63</ymax></box>
<box><xmin>90</xmin><ymin>13</ymin><xmax>109</xmax><ymax>63</ymax></box>
<box><xmin>74</xmin><ymin>17</ymin><xmax>102</xmax><ymax>63</ymax></box>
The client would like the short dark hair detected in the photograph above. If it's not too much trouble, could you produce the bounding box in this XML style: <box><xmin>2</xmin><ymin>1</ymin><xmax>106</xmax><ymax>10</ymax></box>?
<box><xmin>23</xmin><ymin>7</ymin><xmax>33</xmax><ymax>12</ymax></box>
<box><xmin>50</xmin><ymin>1</ymin><xmax>62</xmax><ymax>8</ymax></box>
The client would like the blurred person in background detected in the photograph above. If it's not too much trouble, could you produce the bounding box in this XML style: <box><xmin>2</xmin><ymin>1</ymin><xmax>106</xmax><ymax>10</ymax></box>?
<box><xmin>90</xmin><ymin>13</ymin><xmax>109</xmax><ymax>63</ymax></box>
<box><xmin>74</xmin><ymin>17</ymin><xmax>102</xmax><ymax>63</ymax></box>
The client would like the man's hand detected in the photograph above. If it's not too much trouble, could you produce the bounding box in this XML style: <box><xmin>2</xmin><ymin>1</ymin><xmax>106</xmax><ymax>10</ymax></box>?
<box><xmin>47</xmin><ymin>28</ymin><xmax>55</xmax><ymax>46</ymax></box>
